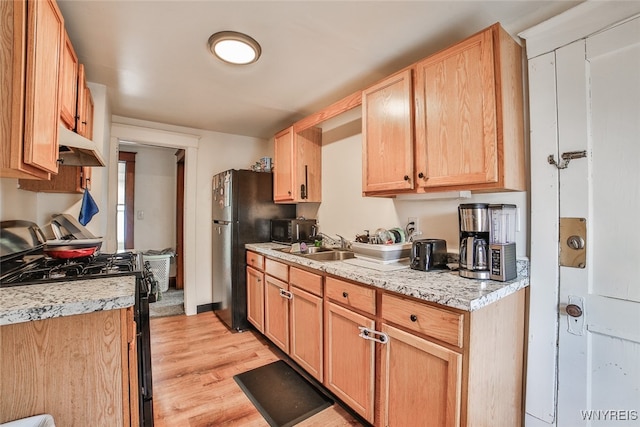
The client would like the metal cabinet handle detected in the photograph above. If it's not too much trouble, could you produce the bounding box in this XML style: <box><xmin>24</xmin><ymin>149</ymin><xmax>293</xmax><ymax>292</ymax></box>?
<box><xmin>279</xmin><ymin>288</ymin><xmax>293</xmax><ymax>300</ymax></box>
<box><xmin>403</xmin><ymin>175</ymin><xmax>410</xmax><ymax>181</ymax></box>
<box><xmin>410</xmin><ymin>314</ymin><xmax>418</xmax><ymax>322</ymax></box>
<box><xmin>358</xmin><ymin>327</ymin><xmax>389</xmax><ymax>344</ymax></box>
<box><xmin>342</xmin><ymin>291</ymin><xmax>348</xmax><ymax>298</ymax></box>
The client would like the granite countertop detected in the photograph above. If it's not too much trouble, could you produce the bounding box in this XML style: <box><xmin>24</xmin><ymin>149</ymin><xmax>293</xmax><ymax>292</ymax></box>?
<box><xmin>246</xmin><ymin>242</ymin><xmax>529</xmax><ymax>312</ymax></box>
<box><xmin>0</xmin><ymin>276</ymin><xmax>136</xmax><ymax>326</ymax></box>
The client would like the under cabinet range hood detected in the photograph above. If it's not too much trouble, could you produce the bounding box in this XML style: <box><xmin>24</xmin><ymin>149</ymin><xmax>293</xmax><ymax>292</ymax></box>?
<box><xmin>57</xmin><ymin>125</ymin><xmax>106</xmax><ymax>167</ymax></box>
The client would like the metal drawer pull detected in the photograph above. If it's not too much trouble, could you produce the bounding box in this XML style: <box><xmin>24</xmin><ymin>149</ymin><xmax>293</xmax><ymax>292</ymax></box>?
<box><xmin>279</xmin><ymin>289</ymin><xmax>293</xmax><ymax>299</ymax></box>
<box><xmin>342</xmin><ymin>291</ymin><xmax>348</xmax><ymax>298</ymax></box>
<box><xmin>410</xmin><ymin>314</ymin><xmax>418</xmax><ymax>322</ymax></box>
<box><xmin>358</xmin><ymin>327</ymin><xmax>389</xmax><ymax>344</ymax></box>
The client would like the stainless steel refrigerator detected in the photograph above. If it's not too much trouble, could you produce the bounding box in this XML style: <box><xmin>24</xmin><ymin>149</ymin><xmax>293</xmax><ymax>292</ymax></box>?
<box><xmin>211</xmin><ymin>169</ymin><xmax>295</xmax><ymax>331</ymax></box>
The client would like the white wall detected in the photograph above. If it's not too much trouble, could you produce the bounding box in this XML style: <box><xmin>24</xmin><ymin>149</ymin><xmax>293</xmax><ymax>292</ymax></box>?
<box><xmin>298</xmin><ymin>107</ymin><xmax>529</xmax><ymax>258</ymax></box>
<box><xmin>119</xmin><ymin>144</ymin><xmax>177</xmax><ymax>251</ymax></box>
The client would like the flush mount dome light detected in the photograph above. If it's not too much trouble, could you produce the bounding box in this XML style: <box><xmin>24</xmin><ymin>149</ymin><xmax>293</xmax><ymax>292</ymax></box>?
<box><xmin>208</xmin><ymin>31</ymin><xmax>261</xmax><ymax>65</ymax></box>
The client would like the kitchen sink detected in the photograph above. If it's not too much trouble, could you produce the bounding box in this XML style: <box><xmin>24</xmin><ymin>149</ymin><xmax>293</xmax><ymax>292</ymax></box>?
<box><xmin>278</xmin><ymin>246</ymin><xmax>355</xmax><ymax>261</ymax></box>
<box><xmin>303</xmin><ymin>250</ymin><xmax>355</xmax><ymax>261</ymax></box>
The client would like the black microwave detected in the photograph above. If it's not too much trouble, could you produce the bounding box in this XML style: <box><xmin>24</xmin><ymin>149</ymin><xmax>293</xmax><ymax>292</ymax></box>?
<box><xmin>270</xmin><ymin>218</ymin><xmax>317</xmax><ymax>244</ymax></box>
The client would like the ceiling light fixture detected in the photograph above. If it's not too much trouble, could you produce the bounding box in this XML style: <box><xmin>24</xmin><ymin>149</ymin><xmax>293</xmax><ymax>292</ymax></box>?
<box><xmin>207</xmin><ymin>31</ymin><xmax>261</xmax><ymax>65</ymax></box>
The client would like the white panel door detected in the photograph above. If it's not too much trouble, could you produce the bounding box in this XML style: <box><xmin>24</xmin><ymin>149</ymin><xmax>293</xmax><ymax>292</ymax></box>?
<box><xmin>556</xmin><ymin>16</ymin><xmax>640</xmax><ymax>426</ymax></box>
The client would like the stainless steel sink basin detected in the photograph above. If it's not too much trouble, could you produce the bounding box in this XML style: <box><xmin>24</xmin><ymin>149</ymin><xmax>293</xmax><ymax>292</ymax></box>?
<box><xmin>303</xmin><ymin>250</ymin><xmax>355</xmax><ymax>261</ymax></box>
<box><xmin>278</xmin><ymin>246</ymin><xmax>355</xmax><ymax>261</ymax></box>
<box><xmin>278</xmin><ymin>246</ymin><xmax>333</xmax><ymax>255</ymax></box>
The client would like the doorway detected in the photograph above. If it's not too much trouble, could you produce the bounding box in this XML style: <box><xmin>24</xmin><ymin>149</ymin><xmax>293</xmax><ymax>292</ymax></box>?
<box><xmin>111</xmin><ymin>123</ymin><xmax>198</xmax><ymax>315</ymax></box>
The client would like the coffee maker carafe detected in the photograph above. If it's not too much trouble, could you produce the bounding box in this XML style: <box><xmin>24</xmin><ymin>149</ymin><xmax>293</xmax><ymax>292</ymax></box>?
<box><xmin>458</xmin><ymin>203</ymin><xmax>490</xmax><ymax>279</ymax></box>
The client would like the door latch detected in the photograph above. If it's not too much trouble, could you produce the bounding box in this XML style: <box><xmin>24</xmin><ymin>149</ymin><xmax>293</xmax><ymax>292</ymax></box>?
<box><xmin>548</xmin><ymin>150</ymin><xmax>587</xmax><ymax>169</ymax></box>
<box><xmin>562</xmin><ymin>295</ymin><xmax>585</xmax><ymax>336</ymax></box>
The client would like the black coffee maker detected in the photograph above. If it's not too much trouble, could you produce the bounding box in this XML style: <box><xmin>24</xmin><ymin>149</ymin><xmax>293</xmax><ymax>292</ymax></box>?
<box><xmin>458</xmin><ymin>203</ymin><xmax>490</xmax><ymax>279</ymax></box>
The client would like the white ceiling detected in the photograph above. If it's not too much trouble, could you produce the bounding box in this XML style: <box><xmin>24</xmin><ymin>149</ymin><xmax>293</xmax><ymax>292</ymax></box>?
<box><xmin>57</xmin><ymin>0</ymin><xmax>582</xmax><ymax>139</ymax></box>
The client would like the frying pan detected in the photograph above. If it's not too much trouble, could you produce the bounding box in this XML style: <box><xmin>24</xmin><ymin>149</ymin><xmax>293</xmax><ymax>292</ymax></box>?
<box><xmin>44</xmin><ymin>246</ymin><xmax>99</xmax><ymax>259</ymax></box>
<box><xmin>44</xmin><ymin>239</ymin><xmax>102</xmax><ymax>259</ymax></box>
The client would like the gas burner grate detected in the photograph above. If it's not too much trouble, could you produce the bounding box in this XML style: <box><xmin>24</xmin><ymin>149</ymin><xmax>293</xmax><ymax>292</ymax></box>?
<box><xmin>0</xmin><ymin>251</ymin><xmax>142</xmax><ymax>287</ymax></box>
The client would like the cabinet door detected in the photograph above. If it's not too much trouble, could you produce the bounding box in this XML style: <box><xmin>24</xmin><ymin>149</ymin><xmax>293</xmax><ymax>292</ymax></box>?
<box><xmin>82</xmin><ymin>84</ymin><xmax>94</xmax><ymax>139</ymax></box>
<box><xmin>264</xmin><ymin>274</ymin><xmax>290</xmax><ymax>352</ymax></box>
<box><xmin>0</xmin><ymin>309</ymin><xmax>129</xmax><ymax>425</ymax></box>
<box><xmin>380</xmin><ymin>323</ymin><xmax>462</xmax><ymax>427</ymax></box>
<box><xmin>246</xmin><ymin>266</ymin><xmax>265</xmax><ymax>333</ymax></box>
<box><xmin>290</xmin><ymin>285</ymin><xmax>323</xmax><ymax>382</ymax></box>
<box><xmin>324</xmin><ymin>301</ymin><xmax>375</xmax><ymax>423</ymax></box>
<box><xmin>18</xmin><ymin>165</ymin><xmax>87</xmax><ymax>193</ymax></box>
<box><xmin>362</xmin><ymin>69</ymin><xmax>414</xmax><ymax>194</ymax></box>
<box><xmin>23</xmin><ymin>0</ymin><xmax>64</xmax><ymax>174</ymax></box>
<box><xmin>273</xmin><ymin>127</ymin><xmax>295</xmax><ymax>202</ymax></box>
<box><xmin>414</xmin><ymin>28</ymin><xmax>498</xmax><ymax>189</ymax></box>
<box><xmin>59</xmin><ymin>30</ymin><xmax>78</xmax><ymax>130</ymax></box>
<box><xmin>76</xmin><ymin>64</ymin><xmax>94</xmax><ymax>139</ymax></box>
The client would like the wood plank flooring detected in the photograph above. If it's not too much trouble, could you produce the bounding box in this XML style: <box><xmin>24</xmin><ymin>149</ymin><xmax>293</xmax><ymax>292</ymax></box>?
<box><xmin>150</xmin><ymin>312</ymin><xmax>362</xmax><ymax>426</ymax></box>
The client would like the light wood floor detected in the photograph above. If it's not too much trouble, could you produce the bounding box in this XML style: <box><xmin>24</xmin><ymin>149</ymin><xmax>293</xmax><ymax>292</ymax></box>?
<box><xmin>150</xmin><ymin>311</ymin><xmax>363</xmax><ymax>426</ymax></box>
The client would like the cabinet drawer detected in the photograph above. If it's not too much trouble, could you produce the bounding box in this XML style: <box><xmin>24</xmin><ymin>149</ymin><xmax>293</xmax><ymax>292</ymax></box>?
<box><xmin>290</xmin><ymin>267</ymin><xmax>323</xmax><ymax>297</ymax></box>
<box><xmin>246</xmin><ymin>251</ymin><xmax>264</xmax><ymax>271</ymax></box>
<box><xmin>382</xmin><ymin>293</ymin><xmax>464</xmax><ymax>348</ymax></box>
<box><xmin>325</xmin><ymin>277</ymin><xmax>376</xmax><ymax>316</ymax></box>
<box><xmin>265</xmin><ymin>258</ymin><xmax>288</xmax><ymax>281</ymax></box>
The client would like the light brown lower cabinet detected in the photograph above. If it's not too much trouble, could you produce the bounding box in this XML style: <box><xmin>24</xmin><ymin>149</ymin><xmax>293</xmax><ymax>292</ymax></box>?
<box><xmin>246</xmin><ymin>265</ymin><xmax>265</xmax><ymax>333</ymax></box>
<box><xmin>380</xmin><ymin>323</ymin><xmax>462</xmax><ymax>427</ymax></box>
<box><xmin>248</xmin><ymin>254</ymin><xmax>525</xmax><ymax>427</ymax></box>
<box><xmin>289</xmin><ymin>267</ymin><xmax>324</xmax><ymax>382</ymax></box>
<box><xmin>0</xmin><ymin>307</ymin><xmax>138</xmax><ymax>426</ymax></box>
<box><xmin>264</xmin><ymin>273</ymin><xmax>290</xmax><ymax>352</ymax></box>
<box><xmin>324</xmin><ymin>300</ymin><xmax>376</xmax><ymax>424</ymax></box>
<box><xmin>380</xmin><ymin>289</ymin><xmax>525</xmax><ymax>427</ymax></box>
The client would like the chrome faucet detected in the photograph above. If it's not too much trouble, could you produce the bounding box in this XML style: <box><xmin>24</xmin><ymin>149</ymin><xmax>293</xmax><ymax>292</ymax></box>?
<box><xmin>317</xmin><ymin>232</ymin><xmax>349</xmax><ymax>249</ymax></box>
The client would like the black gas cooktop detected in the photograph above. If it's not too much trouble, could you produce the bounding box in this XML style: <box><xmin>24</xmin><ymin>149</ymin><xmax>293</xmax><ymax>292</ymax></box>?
<box><xmin>0</xmin><ymin>251</ymin><xmax>143</xmax><ymax>288</ymax></box>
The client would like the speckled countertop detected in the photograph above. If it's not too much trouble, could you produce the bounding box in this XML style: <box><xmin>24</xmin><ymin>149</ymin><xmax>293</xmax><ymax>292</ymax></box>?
<box><xmin>0</xmin><ymin>276</ymin><xmax>136</xmax><ymax>326</ymax></box>
<box><xmin>246</xmin><ymin>243</ymin><xmax>529</xmax><ymax>312</ymax></box>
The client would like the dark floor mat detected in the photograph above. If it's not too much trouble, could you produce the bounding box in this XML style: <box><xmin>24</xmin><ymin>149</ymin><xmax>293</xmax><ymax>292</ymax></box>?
<box><xmin>233</xmin><ymin>360</ymin><xmax>333</xmax><ymax>427</ymax></box>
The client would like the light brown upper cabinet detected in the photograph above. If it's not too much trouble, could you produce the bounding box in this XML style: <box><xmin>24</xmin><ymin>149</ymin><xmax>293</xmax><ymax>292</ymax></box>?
<box><xmin>19</xmin><ymin>165</ymin><xmax>91</xmax><ymax>193</ymax></box>
<box><xmin>21</xmin><ymin>62</ymin><xmax>95</xmax><ymax>193</ymax></box>
<box><xmin>362</xmin><ymin>23</ymin><xmax>525</xmax><ymax>196</ymax></box>
<box><xmin>59</xmin><ymin>30</ymin><xmax>78</xmax><ymax>131</ymax></box>
<box><xmin>1</xmin><ymin>0</ymin><xmax>64</xmax><ymax>179</ymax></box>
<box><xmin>273</xmin><ymin>126</ymin><xmax>322</xmax><ymax>203</ymax></box>
<box><xmin>76</xmin><ymin>64</ymin><xmax>94</xmax><ymax>139</ymax></box>
<box><xmin>362</xmin><ymin>69</ymin><xmax>414</xmax><ymax>193</ymax></box>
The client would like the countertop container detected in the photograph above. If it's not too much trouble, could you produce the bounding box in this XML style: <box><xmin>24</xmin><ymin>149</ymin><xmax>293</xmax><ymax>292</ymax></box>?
<box><xmin>349</xmin><ymin>242</ymin><xmax>412</xmax><ymax>263</ymax></box>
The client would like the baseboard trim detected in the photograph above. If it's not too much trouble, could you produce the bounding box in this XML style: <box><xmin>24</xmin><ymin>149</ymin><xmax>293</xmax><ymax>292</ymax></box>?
<box><xmin>197</xmin><ymin>303</ymin><xmax>215</xmax><ymax>313</ymax></box>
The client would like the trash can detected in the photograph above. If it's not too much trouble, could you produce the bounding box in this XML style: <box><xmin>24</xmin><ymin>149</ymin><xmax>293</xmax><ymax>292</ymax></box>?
<box><xmin>143</xmin><ymin>252</ymin><xmax>172</xmax><ymax>293</ymax></box>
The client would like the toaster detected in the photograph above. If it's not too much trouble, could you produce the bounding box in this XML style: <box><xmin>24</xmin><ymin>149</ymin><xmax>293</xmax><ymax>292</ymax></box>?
<box><xmin>410</xmin><ymin>239</ymin><xmax>448</xmax><ymax>271</ymax></box>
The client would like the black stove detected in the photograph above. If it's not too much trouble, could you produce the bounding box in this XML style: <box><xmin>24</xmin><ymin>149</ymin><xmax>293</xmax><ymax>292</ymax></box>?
<box><xmin>0</xmin><ymin>251</ymin><xmax>142</xmax><ymax>287</ymax></box>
